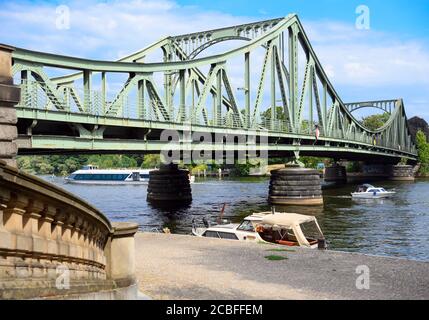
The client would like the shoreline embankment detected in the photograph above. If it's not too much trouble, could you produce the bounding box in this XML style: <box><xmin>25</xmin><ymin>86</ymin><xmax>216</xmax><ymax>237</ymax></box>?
<box><xmin>135</xmin><ymin>232</ymin><xmax>429</xmax><ymax>300</ymax></box>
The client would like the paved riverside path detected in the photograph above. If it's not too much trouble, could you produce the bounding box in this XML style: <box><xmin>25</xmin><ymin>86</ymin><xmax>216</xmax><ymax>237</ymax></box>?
<box><xmin>135</xmin><ymin>233</ymin><xmax>429</xmax><ymax>300</ymax></box>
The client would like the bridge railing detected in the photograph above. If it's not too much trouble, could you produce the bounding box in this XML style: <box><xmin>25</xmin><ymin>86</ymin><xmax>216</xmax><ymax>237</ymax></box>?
<box><xmin>15</xmin><ymin>82</ymin><xmax>416</xmax><ymax>155</ymax></box>
<box><xmin>16</xmin><ymin>84</ymin><xmax>415</xmax><ymax>155</ymax></box>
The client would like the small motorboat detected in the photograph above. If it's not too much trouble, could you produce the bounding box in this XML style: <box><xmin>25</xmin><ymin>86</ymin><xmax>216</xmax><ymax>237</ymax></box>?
<box><xmin>351</xmin><ymin>184</ymin><xmax>396</xmax><ymax>199</ymax></box>
<box><xmin>192</xmin><ymin>210</ymin><xmax>327</xmax><ymax>249</ymax></box>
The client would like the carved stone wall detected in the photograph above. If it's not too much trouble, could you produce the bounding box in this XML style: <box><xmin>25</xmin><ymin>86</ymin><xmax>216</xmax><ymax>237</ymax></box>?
<box><xmin>0</xmin><ymin>161</ymin><xmax>138</xmax><ymax>299</ymax></box>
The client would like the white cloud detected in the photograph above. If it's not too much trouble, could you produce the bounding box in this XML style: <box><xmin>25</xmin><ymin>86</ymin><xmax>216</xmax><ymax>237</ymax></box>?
<box><xmin>304</xmin><ymin>20</ymin><xmax>429</xmax><ymax>87</ymax></box>
<box><xmin>0</xmin><ymin>0</ymin><xmax>253</xmax><ymax>59</ymax></box>
<box><xmin>302</xmin><ymin>20</ymin><xmax>429</xmax><ymax>119</ymax></box>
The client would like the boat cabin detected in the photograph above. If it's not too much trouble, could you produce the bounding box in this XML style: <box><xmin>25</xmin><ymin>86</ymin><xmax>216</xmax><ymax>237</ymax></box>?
<box><xmin>194</xmin><ymin>212</ymin><xmax>326</xmax><ymax>249</ymax></box>
<box><xmin>355</xmin><ymin>184</ymin><xmax>387</xmax><ymax>194</ymax></box>
<box><xmin>255</xmin><ymin>213</ymin><xmax>325</xmax><ymax>248</ymax></box>
<box><xmin>355</xmin><ymin>184</ymin><xmax>373</xmax><ymax>192</ymax></box>
<box><xmin>82</xmin><ymin>164</ymin><xmax>99</xmax><ymax>170</ymax></box>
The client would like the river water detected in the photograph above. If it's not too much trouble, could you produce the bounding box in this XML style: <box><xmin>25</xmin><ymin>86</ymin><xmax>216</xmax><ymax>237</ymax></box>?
<box><xmin>45</xmin><ymin>176</ymin><xmax>429</xmax><ymax>262</ymax></box>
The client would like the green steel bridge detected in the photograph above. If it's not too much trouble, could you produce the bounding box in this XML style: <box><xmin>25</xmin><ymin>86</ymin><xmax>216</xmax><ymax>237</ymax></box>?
<box><xmin>9</xmin><ymin>14</ymin><xmax>417</xmax><ymax>163</ymax></box>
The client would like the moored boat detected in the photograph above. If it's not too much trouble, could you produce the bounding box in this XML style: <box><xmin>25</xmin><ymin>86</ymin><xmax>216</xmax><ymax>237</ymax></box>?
<box><xmin>192</xmin><ymin>211</ymin><xmax>327</xmax><ymax>249</ymax></box>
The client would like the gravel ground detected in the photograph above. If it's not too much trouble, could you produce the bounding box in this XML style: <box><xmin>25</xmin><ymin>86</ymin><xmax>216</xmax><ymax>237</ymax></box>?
<box><xmin>135</xmin><ymin>232</ymin><xmax>429</xmax><ymax>300</ymax></box>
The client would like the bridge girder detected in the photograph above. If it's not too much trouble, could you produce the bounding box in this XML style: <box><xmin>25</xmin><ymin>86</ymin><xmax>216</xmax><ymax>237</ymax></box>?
<box><xmin>8</xmin><ymin>14</ymin><xmax>417</xmax><ymax>160</ymax></box>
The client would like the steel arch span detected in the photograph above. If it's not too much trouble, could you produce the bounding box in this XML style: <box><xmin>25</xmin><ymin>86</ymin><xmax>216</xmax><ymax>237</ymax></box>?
<box><xmin>8</xmin><ymin>14</ymin><xmax>417</xmax><ymax>163</ymax></box>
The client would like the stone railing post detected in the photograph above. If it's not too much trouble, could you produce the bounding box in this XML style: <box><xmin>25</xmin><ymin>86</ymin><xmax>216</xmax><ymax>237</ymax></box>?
<box><xmin>105</xmin><ymin>222</ymin><xmax>139</xmax><ymax>296</ymax></box>
<box><xmin>0</xmin><ymin>44</ymin><xmax>20</xmax><ymax>167</ymax></box>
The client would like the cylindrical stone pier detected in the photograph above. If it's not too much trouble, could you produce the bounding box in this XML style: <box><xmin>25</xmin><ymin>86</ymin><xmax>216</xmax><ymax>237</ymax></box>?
<box><xmin>324</xmin><ymin>164</ymin><xmax>347</xmax><ymax>183</ymax></box>
<box><xmin>269</xmin><ymin>165</ymin><xmax>323</xmax><ymax>206</ymax></box>
<box><xmin>147</xmin><ymin>163</ymin><xmax>192</xmax><ymax>205</ymax></box>
<box><xmin>389</xmin><ymin>165</ymin><xmax>415</xmax><ymax>181</ymax></box>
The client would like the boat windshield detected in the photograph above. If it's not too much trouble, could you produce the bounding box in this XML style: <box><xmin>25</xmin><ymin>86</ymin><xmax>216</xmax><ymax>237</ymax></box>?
<box><xmin>300</xmin><ymin>221</ymin><xmax>323</xmax><ymax>242</ymax></box>
<box><xmin>355</xmin><ymin>185</ymin><xmax>368</xmax><ymax>192</ymax></box>
<box><xmin>237</xmin><ymin>220</ymin><xmax>255</xmax><ymax>232</ymax></box>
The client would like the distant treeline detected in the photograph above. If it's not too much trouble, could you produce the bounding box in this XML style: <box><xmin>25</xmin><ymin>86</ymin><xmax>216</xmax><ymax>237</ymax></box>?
<box><xmin>17</xmin><ymin>153</ymin><xmax>334</xmax><ymax>177</ymax></box>
<box><xmin>17</xmin><ymin>154</ymin><xmax>162</xmax><ymax>176</ymax></box>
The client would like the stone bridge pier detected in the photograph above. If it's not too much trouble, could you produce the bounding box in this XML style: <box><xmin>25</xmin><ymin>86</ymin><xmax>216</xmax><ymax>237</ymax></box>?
<box><xmin>344</xmin><ymin>162</ymin><xmax>417</xmax><ymax>183</ymax></box>
<box><xmin>147</xmin><ymin>164</ymin><xmax>192</xmax><ymax>207</ymax></box>
<box><xmin>269</xmin><ymin>164</ymin><xmax>323</xmax><ymax>206</ymax></box>
<box><xmin>324</xmin><ymin>163</ymin><xmax>347</xmax><ymax>184</ymax></box>
<box><xmin>388</xmin><ymin>164</ymin><xmax>416</xmax><ymax>181</ymax></box>
<box><xmin>0</xmin><ymin>45</ymin><xmax>19</xmax><ymax>167</ymax></box>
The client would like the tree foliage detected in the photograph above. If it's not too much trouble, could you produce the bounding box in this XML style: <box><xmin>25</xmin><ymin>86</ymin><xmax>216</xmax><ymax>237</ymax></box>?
<box><xmin>142</xmin><ymin>154</ymin><xmax>161</xmax><ymax>169</ymax></box>
<box><xmin>300</xmin><ymin>157</ymin><xmax>332</xmax><ymax>169</ymax></box>
<box><xmin>361</xmin><ymin>113</ymin><xmax>390</xmax><ymax>131</ymax></box>
<box><xmin>416</xmin><ymin>130</ymin><xmax>429</xmax><ymax>174</ymax></box>
<box><xmin>17</xmin><ymin>154</ymin><xmax>148</xmax><ymax>175</ymax></box>
<box><xmin>260</xmin><ymin>106</ymin><xmax>285</xmax><ymax>120</ymax></box>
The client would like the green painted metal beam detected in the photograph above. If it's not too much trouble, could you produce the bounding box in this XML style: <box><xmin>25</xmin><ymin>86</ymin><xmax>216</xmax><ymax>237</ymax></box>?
<box><xmin>16</xmin><ymin>135</ymin><xmax>416</xmax><ymax>161</ymax></box>
<box><xmin>9</xmin><ymin>14</ymin><xmax>417</xmax><ymax>161</ymax></box>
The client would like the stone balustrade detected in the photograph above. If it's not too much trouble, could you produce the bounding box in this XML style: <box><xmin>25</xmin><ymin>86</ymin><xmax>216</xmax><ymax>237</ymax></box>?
<box><xmin>0</xmin><ymin>160</ymin><xmax>138</xmax><ymax>299</ymax></box>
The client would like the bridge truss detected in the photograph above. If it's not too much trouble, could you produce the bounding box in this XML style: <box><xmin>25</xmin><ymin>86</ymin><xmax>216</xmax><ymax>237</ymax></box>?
<box><xmin>9</xmin><ymin>14</ymin><xmax>417</xmax><ymax>162</ymax></box>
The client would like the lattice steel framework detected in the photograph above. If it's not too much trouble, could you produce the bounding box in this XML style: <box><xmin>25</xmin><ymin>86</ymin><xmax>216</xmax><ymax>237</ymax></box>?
<box><xmin>8</xmin><ymin>14</ymin><xmax>417</xmax><ymax>160</ymax></box>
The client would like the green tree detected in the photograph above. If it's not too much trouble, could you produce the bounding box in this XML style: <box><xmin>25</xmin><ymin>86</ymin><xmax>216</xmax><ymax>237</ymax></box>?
<box><xmin>261</xmin><ymin>106</ymin><xmax>285</xmax><ymax>120</ymax></box>
<box><xmin>142</xmin><ymin>154</ymin><xmax>162</xmax><ymax>168</ymax></box>
<box><xmin>362</xmin><ymin>113</ymin><xmax>390</xmax><ymax>131</ymax></box>
<box><xmin>300</xmin><ymin>157</ymin><xmax>331</xmax><ymax>169</ymax></box>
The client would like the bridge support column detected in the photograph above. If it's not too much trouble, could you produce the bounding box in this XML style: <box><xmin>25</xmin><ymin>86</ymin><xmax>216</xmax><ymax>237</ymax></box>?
<box><xmin>388</xmin><ymin>165</ymin><xmax>415</xmax><ymax>181</ymax></box>
<box><xmin>269</xmin><ymin>164</ymin><xmax>323</xmax><ymax>206</ymax></box>
<box><xmin>147</xmin><ymin>164</ymin><xmax>192</xmax><ymax>206</ymax></box>
<box><xmin>0</xmin><ymin>45</ymin><xmax>20</xmax><ymax>167</ymax></box>
<box><xmin>324</xmin><ymin>163</ymin><xmax>347</xmax><ymax>184</ymax></box>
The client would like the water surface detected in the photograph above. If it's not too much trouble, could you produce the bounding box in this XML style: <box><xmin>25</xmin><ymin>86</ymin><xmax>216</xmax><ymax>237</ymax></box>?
<box><xmin>45</xmin><ymin>176</ymin><xmax>429</xmax><ymax>261</ymax></box>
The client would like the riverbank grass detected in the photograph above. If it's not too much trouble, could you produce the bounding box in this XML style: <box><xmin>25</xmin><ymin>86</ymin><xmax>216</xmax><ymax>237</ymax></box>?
<box><xmin>264</xmin><ymin>255</ymin><xmax>288</xmax><ymax>261</ymax></box>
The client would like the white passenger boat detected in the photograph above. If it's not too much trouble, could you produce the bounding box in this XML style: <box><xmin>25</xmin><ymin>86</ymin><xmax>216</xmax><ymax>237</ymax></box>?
<box><xmin>66</xmin><ymin>165</ymin><xmax>196</xmax><ymax>185</ymax></box>
<box><xmin>351</xmin><ymin>184</ymin><xmax>396</xmax><ymax>199</ymax></box>
<box><xmin>65</xmin><ymin>165</ymin><xmax>153</xmax><ymax>185</ymax></box>
<box><xmin>192</xmin><ymin>211</ymin><xmax>327</xmax><ymax>249</ymax></box>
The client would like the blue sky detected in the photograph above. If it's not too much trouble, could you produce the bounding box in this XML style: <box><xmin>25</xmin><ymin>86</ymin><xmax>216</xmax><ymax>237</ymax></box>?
<box><xmin>0</xmin><ymin>0</ymin><xmax>428</xmax><ymax>120</ymax></box>
<box><xmin>180</xmin><ymin>0</ymin><xmax>429</xmax><ymax>37</ymax></box>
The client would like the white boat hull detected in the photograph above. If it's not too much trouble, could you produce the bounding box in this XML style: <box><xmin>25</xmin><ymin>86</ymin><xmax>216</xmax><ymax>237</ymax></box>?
<box><xmin>65</xmin><ymin>176</ymin><xmax>195</xmax><ymax>185</ymax></box>
<box><xmin>351</xmin><ymin>192</ymin><xmax>395</xmax><ymax>199</ymax></box>
<box><xmin>64</xmin><ymin>179</ymin><xmax>149</xmax><ymax>185</ymax></box>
